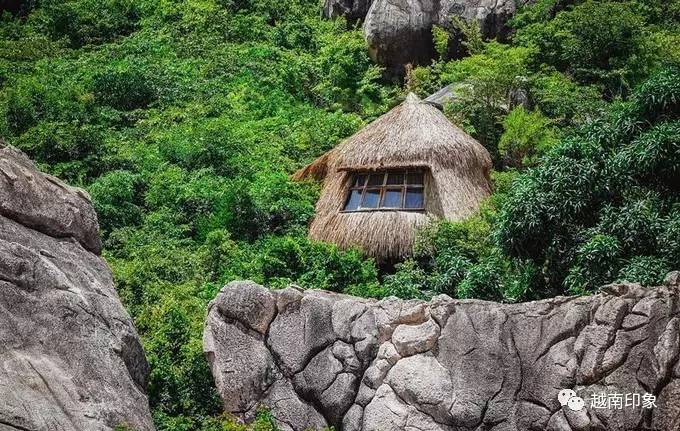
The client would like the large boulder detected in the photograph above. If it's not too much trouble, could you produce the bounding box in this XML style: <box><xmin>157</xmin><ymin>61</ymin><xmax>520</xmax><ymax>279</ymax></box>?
<box><xmin>322</xmin><ymin>0</ymin><xmax>532</xmax><ymax>69</ymax></box>
<box><xmin>0</xmin><ymin>144</ymin><xmax>154</xmax><ymax>431</ymax></box>
<box><xmin>364</xmin><ymin>0</ymin><xmax>532</xmax><ymax>69</ymax></box>
<box><xmin>205</xmin><ymin>277</ymin><xmax>680</xmax><ymax>431</ymax></box>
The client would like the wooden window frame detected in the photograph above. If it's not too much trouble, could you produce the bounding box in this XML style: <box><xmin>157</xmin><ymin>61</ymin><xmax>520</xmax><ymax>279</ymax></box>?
<box><xmin>341</xmin><ymin>169</ymin><xmax>426</xmax><ymax>212</ymax></box>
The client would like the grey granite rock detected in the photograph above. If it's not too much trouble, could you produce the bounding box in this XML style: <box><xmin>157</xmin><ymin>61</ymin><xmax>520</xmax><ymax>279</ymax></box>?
<box><xmin>0</xmin><ymin>145</ymin><xmax>154</xmax><ymax>430</ymax></box>
<box><xmin>391</xmin><ymin>318</ymin><xmax>439</xmax><ymax>356</ymax></box>
<box><xmin>0</xmin><ymin>144</ymin><xmax>101</xmax><ymax>253</ymax></box>
<box><xmin>385</xmin><ymin>353</ymin><xmax>453</xmax><ymax>423</ymax></box>
<box><xmin>342</xmin><ymin>404</ymin><xmax>364</xmax><ymax>431</ymax></box>
<box><xmin>205</xmin><ymin>277</ymin><xmax>680</xmax><ymax>430</ymax></box>
<box><xmin>360</xmin><ymin>0</ymin><xmax>533</xmax><ymax>69</ymax></box>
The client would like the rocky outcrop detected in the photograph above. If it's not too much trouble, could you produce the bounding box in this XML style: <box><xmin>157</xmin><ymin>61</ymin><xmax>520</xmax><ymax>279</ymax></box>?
<box><xmin>0</xmin><ymin>144</ymin><xmax>154</xmax><ymax>430</ymax></box>
<box><xmin>0</xmin><ymin>146</ymin><xmax>101</xmax><ymax>254</ymax></box>
<box><xmin>322</xmin><ymin>0</ymin><xmax>532</xmax><ymax>69</ymax></box>
<box><xmin>323</xmin><ymin>0</ymin><xmax>373</xmax><ymax>20</ymax></box>
<box><xmin>364</xmin><ymin>0</ymin><xmax>533</xmax><ymax>68</ymax></box>
<box><xmin>205</xmin><ymin>276</ymin><xmax>680</xmax><ymax>431</ymax></box>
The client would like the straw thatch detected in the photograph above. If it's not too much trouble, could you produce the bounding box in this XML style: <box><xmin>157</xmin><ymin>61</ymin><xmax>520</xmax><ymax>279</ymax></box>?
<box><xmin>293</xmin><ymin>93</ymin><xmax>492</xmax><ymax>262</ymax></box>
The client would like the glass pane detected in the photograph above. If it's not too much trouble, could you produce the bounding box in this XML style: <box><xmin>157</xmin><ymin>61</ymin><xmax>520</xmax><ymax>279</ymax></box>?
<box><xmin>361</xmin><ymin>189</ymin><xmax>380</xmax><ymax>208</ymax></box>
<box><xmin>353</xmin><ymin>174</ymin><xmax>367</xmax><ymax>188</ymax></box>
<box><xmin>381</xmin><ymin>189</ymin><xmax>402</xmax><ymax>208</ymax></box>
<box><xmin>407</xmin><ymin>172</ymin><xmax>424</xmax><ymax>185</ymax></box>
<box><xmin>405</xmin><ymin>188</ymin><xmax>424</xmax><ymax>208</ymax></box>
<box><xmin>344</xmin><ymin>190</ymin><xmax>362</xmax><ymax>211</ymax></box>
<box><xmin>367</xmin><ymin>174</ymin><xmax>384</xmax><ymax>186</ymax></box>
<box><xmin>386</xmin><ymin>172</ymin><xmax>404</xmax><ymax>185</ymax></box>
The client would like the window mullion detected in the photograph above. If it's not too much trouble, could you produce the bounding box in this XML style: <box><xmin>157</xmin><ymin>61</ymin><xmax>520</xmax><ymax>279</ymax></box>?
<box><xmin>379</xmin><ymin>172</ymin><xmax>386</xmax><ymax>208</ymax></box>
<box><xmin>402</xmin><ymin>170</ymin><xmax>407</xmax><ymax>208</ymax></box>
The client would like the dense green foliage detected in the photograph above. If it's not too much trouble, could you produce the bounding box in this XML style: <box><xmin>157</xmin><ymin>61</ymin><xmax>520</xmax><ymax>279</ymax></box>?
<box><xmin>1</xmin><ymin>0</ymin><xmax>678</xmax><ymax>428</ymax></box>
<box><xmin>498</xmin><ymin>66</ymin><xmax>680</xmax><ymax>294</ymax></box>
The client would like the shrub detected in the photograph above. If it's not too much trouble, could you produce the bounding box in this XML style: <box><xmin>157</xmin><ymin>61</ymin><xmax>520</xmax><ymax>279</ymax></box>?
<box><xmin>198</xmin><ymin>409</ymin><xmax>280</xmax><ymax>431</ymax></box>
<box><xmin>440</xmin><ymin>42</ymin><xmax>534</xmax><ymax>159</ymax></box>
<box><xmin>498</xmin><ymin>107</ymin><xmax>557</xmax><ymax>168</ymax></box>
<box><xmin>312</xmin><ymin>30</ymin><xmax>387</xmax><ymax>112</ymax></box>
<box><xmin>529</xmin><ymin>71</ymin><xmax>604</xmax><ymax>126</ymax></box>
<box><xmin>30</xmin><ymin>0</ymin><xmax>140</xmax><ymax>47</ymax></box>
<box><xmin>252</xmin><ymin>235</ymin><xmax>379</xmax><ymax>292</ymax></box>
<box><xmin>450</xmin><ymin>15</ymin><xmax>484</xmax><ymax>56</ymax></box>
<box><xmin>399</xmin><ymin>204</ymin><xmax>542</xmax><ymax>302</ymax></box>
<box><xmin>13</xmin><ymin>122</ymin><xmax>104</xmax><ymax>183</ymax></box>
<box><xmin>616</xmin><ymin>255</ymin><xmax>670</xmax><ymax>286</ymax></box>
<box><xmin>431</xmin><ymin>25</ymin><xmax>450</xmax><ymax>60</ymax></box>
<box><xmin>88</xmin><ymin>170</ymin><xmax>143</xmax><ymax>237</ymax></box>
<box><xmin>2</xmin><ymin>75</ymin><xmax>92</xmax><ymax>136</ymax></box>
<box><xmin>93</xmin><ymin>62</ymin><xmax>157</xmax><ymax>111</ymax></box>
<box><xmin>383</xmin><ymin>260</ymin><xmax>429</xmax><ymax>299</ymax></box>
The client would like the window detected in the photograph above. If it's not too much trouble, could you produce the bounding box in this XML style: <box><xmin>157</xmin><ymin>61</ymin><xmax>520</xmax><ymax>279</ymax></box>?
<box><xmin>343</xmin><ymin>170</ymin><xmax>425</xmax><ymax>211</ymax></box>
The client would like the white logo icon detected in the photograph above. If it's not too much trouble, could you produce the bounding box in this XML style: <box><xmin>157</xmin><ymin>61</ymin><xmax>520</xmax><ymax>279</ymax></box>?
<box><xmin>558</xmin><ymin>388</ymin><xmax>585</xmax><ymax>411</ymax></box>
<box><xmin>568</xmin><ymin>396</ymin><xmax>585</xmax><ymax>411</ymax></box>
<box><xmin>558</xmin><ymin>389</ymin><xmax>576</xmax><ymax>406</ymax></box>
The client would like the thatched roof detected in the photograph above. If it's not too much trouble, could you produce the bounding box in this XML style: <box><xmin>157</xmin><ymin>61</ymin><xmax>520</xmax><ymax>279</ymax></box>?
<box><xmin>293</xmin><ymin>93</ymin><xmax>492</xmax><ymax>261</ymax></box>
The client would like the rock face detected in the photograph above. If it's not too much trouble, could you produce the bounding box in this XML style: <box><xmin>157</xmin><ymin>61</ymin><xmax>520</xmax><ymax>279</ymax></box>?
<box><xmin>0</xmin><ymin>146</ymin><xmax>102</xmax><ymax>254</ymax></box>
<box><xmin>0</xmin><ymin>144</ymin><xmax>154</xmax><ymax>431</ymax></box>
<box><xmin>323</xmin><ymin>0</ymin><xmax>531</xmax><ymax>69</ymax></box>
<box><xmin>205</xmin><ymin>277</ymin><xmax>680</xmax><ymax>431</ymax></box>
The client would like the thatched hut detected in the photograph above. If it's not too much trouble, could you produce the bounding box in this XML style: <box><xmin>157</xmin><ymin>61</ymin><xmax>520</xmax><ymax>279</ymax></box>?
<box><xmin>293</xmin><ymin>93</ymin><xmax>492</xmax><ymax>263</ymax></box>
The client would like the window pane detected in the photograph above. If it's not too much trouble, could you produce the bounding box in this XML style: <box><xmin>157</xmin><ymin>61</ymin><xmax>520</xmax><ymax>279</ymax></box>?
<box><xmin>344</xmin><ymin>190</ymin><xmax>362</xmax><ymax>211</ymax></box>
<box><xmin>353</xmin><ymin>174</ymin><xmax>367</xmax><ymax>188</ymax></box>
<box><xmin>362</xmin><ymin>189</ymin><xmax>380</xmax><ymax>208</ymax></box>
<box><xmin>386</xmin><ymin>172</ymin><xmax>404</xmax><ymax>185</ymax></box>
<box><xmin>407</xmin><ymin>172</ymin><xmax>424</xmax><ymax>185</ymax></box>
<box><xmin>381</xmin><ymin>189</ymin><xmax>402</xmax><ymax>208</ymax></box>
<box><xmin>405</xmin><ymin>188</ymin><xmax>424</xmax><ymax>208</ymax></box>
<box><xmin>367</xmin><ymin>174</ymin><xmax>384</xmax><ymax>186</ymax></box>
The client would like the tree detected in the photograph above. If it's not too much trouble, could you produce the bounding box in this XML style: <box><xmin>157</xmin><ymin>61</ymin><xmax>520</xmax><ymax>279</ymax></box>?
<box><xmin>498</xmin><ymin>107</ymin><xmax>557</xmax><ymax>168</ymax></box>
<box><xmin>440</xmin><ymin>42</ymin><xmax>534</xmax><ymax>160</ymax></box>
